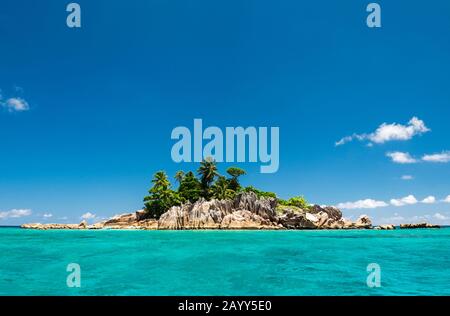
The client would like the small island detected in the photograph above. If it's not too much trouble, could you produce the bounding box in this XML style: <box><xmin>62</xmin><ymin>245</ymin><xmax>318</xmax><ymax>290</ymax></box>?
<box><xmin>21</xmin><ymin>159</ymin><xmax>440</xmax><ymax>231</ymax></box>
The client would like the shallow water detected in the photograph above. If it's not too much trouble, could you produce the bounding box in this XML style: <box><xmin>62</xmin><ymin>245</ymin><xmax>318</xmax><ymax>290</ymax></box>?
<box><xmin>0</xmin><ymin>227</ymin><xmax>449</xmax><ymax>295</ymax></box>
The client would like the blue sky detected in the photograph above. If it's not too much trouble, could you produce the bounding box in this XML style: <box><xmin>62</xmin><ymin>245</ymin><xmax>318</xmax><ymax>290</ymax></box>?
<box><xmin>1</xmin><ymin>0</ymin><xmax>449</xmax><ymax>225</ymax></box>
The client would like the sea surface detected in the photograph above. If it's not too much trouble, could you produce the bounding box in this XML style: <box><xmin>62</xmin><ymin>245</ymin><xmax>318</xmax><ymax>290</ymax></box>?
<box><xmin>0</xmin><ymin>227</ymin><xmax>449</xmax><ymax>295</ymax></box>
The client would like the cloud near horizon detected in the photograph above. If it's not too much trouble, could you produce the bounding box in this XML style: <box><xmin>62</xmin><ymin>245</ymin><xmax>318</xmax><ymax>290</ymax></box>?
<box><xmin>422</xmin><ymin>151</ymin><xmax>450</xmax><ymax>163</ymax></box>
<box><xmin>387</xmin><ymin>151</ymin><xmax>450</xmax><ymax>164</ymax></box>
<box><xmin>0</xmin><ymin>86</ymin><xmax>30</xmax><ymax>112</ymax></box>
<box><xmin>0</xmin><ymin>209</ymin><xmax>32</xmax><ymax>219</ymax></box>
<box><xmin>338</xmin><ymin>194</ymin><xmax>445</xmax><ymax>209</ymax></box>
<box><xmin>390</xmin><ymin>195</ymin><xmax>418</xmax><ymax>207</ymax></box>
<box><xmin>386</xmin><ymin>152</ymin><xmax>417</xmax><ymax>164</ymax></box>
<box><xmin>1</xmin><ymin>97</ymin><xmax>30</xmax><ymax>112</ymax></box>
<box><xmin>421</xmin><ymin>196</ymin><xmax>436</xmax><ymax>204</ymax></box>
<box><xmin>336</xmin><ymin>199</ymin><xmax>389</xmax><ymax>210</ymax></box>
<box><xmin>81</xmin><ymin>212</ymin><xmax>96</xmax><ymax>220</ymax></box>
<box><xmin>335</xmin><ymin>117</ymin><xmax>430</xmax><ymax>146</ymax></box>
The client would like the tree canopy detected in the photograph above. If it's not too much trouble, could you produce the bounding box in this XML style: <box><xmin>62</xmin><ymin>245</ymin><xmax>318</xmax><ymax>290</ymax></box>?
<box><xmin>142</xmin><ymin>159</ymin><xmax>308</xmax><ymax>220</ymax></box>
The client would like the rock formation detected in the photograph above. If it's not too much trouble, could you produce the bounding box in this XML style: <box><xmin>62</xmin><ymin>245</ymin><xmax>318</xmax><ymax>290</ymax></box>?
<box><xmin>374</xmin><ymin>224</ymin><xmax>396</xmax><ymax>230</ymax></box>
<box><xmin>158</xmin><ymin>193</ymin><xmax>279</xmax><ymax>230</ymax></box>
<box><xmin>400</xmin><ymin>223</ymin><xmax>440</xmax><ymax>229</ymax></box>
<box><xmin>21</xmin><ymin>222</ymin><xmax>87</xmax><ymax>230</ymax></box>
<box><xmin>22</xmin><ymin>192</ymin><xmax>380</xmax><ymax>230</ymax></box>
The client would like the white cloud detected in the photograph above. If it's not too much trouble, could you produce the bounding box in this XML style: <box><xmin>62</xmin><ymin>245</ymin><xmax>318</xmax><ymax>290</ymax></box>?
<box><xmin>390</xmin><ymin>195</ymin><xmax>418</xmax><ymax>207</ymax></box>
<box><xmin>442</xmin><ymin>195</ymin><xmax>450</xmax><ymax>203</ymax></box>
<box><xmin>336</xmin><ymin>117</ymin><xmax>430</xmax><ymax>146</ymax></box>
<box><xmin>1</xmin><ymin>97</ymin><xmax>30</xmax><ymax>112</ymax></box>
<box><xmin>401</xmin><ymin>175</ymin><xmax>414</xmax><ymax>180</ymax></box>
<box><xmin>370</xmin><ymin>117</ymin><xmax>430</xmax><ymax>144</ymax></box>
<box><xmin>386</xmin><ymin>152</ymin><xmax>417</xmax><ymax>164</ymax></box>
<box><xmin>421</xmin><ymin>196</ymin><xmax>436</xmax><ymax>204</ymax></box>
<box><xmin>43</xmin><ymin>213</ymin><xmax>53</xmax><ymax>218</ymax></box>
<box><xmin>433</xmin><ymin>213</ymin><xmax>448</xmax><ymax>220</ymax></box>
<box><xmin>336</xmin><ymin>199</ymin><xmax>389</xmax><ymax>210</ymax></box>
<box><xmin>81</xmin><ymin>212</ymin><xmax>96</xmax><ymax>220</ymax></box>
<box><xmin>0</xmin><ymin>209</ymin><xmax>32</xmax><ymax>219</ymax></box>
<box><xmin>385</xmin><ymin>151</ymin><xmax>450</xmax><ymax>164</ymax></box>
<box><xmin>422</xmin><ymin>151</ymin><xmax>450</xmax><ymax>163</ymax></box>
<box><xmin>335</xmin><ymin>134</ymin><xmax>365</xmax><ymax>146</ymax></box>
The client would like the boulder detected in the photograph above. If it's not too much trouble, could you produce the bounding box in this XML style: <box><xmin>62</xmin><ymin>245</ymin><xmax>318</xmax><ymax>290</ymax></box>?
<box><xmin>220</xmin><ymin>210</ymin><xmax>277</xmax><ymax>229</ymax></box>
<box><xmin>277</xmin><ymin>210</ymin><xmax>317</xmax><ymax>229</ymax></box>
<box><xmin>78</xmin><ymin>220</ymin><xmax>88</xmax><ymax>229</ymax></box>
<box><xmin>185</xmin><ymin>199</ymin><xmax>224</xmax><ymax>229</ymax></box>
<box><xmin>315</xmin><ymin>211</ymin><xmax>330</xmax><ymax>228</ymax></box>
<box><xmin>103</xmin><ymin>213</ymin><xmax>137</xmax><ymax>227</ymax></box>
<box><xmin>326</xmin><ymin>218</ymin><xmax>350</xmax><ymax>229</ymax></box>
<box><xmin>355</xmin><ymin>215</ymin><xmax>372</xmax><ymax>229</ymax></box>
<box><xmin>158</xmin><ymin>205</ymin><xmax>189</xmax><ymax>230</ymax></box>
<box><xmin>309</xmin><ymin>205</ymin><xmax>342</xmax><ymax>221</ymax></box>
<box><xmin>140</xmin><ymin>219</ymin><xmax>158</xmax><ymax>230</ymax></box>
<box><xmin>88</xmin><ymin>221</ymin><xmax>106</xmax><ymax>229</ymax></box>
<box><xmin>234</xmin><ymin>192</ymin><xmax>277</xmax><ymax>220</ymax></box>
<box><xmin>305</xmin><ymin>212</ymin><xmax>319</xmax><ymax>223</ymax></box>
<box><xmin>135</xmin><ymin>209</ymin><xmax>147</xmax><ymax>221</ymax></box>
<box><xmin>375</xmin><ymin>224</ymin><xmax>395</xmax><ymax>230</ymax></box>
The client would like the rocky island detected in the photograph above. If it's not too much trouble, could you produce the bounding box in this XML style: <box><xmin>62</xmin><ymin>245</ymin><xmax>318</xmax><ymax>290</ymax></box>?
<box><xmin>21</xmin><ymin>159</ymin><xmax>440</xmax><ymax>231</ymax></box>
<box><xmin>22</xmin><ymin>192</ymin><xmax>373</xmax><ymax>230</ymax></box>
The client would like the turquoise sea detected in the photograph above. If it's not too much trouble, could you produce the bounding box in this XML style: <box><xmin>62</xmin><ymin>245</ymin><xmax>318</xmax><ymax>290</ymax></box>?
<box><xmin>0</xmin><ymin>227</ymin><xmax>449</xmax><ymax>296</ymax></box>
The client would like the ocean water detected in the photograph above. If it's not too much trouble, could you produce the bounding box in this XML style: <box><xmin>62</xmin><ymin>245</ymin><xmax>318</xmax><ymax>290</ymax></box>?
<box><xmin>0</xmin><ymin>227</ymin><xmax>449</xmax><ymax>296</ymax></box>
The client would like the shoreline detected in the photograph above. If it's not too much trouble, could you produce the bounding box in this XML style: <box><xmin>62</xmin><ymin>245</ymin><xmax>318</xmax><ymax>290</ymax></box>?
<box><xmin>20</xmin><ymin>192</ymin><xmax>441</xmax><ymax>231</ymax></box>
<box><xmin>16</xmin><ymin>226</ymin><xmax>445</xmax><ymax>231</ymax></box>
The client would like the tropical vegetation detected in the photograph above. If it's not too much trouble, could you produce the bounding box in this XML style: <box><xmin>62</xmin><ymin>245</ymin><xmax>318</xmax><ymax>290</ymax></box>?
<box><xmin>143</xmin><ymin>158</ymin><xmax>309</xmax><ymax>218</ymax></box>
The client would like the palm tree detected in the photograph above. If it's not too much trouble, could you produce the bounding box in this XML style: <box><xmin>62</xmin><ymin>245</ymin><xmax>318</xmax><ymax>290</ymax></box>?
<box><xmin>174</xmin><ymin>170</ymin><xmax>185</xmax><ymax>184</ymax></box>
<box><xmin>197</xmin><ymin>157</ymin><xmax>218</xmax><ymax>198</ymax></box>
<box><xmin>144</xmin><ymin>171</ymin><xmax>181</xmax><ymax>218</ymax></box>
<box><xmin>226</xmin><ymin>167</ymin><xmax>246</xmax><ymax>191</ymax></box>
<box><xmin>152</xmin><ymin>171</ymin><xmax>170</xmax><ymax>189</ymax></box>
<box><xmin>212</xmin><ymin>176</ymin><xmax>235</xmax><ymax>200</ymax></box>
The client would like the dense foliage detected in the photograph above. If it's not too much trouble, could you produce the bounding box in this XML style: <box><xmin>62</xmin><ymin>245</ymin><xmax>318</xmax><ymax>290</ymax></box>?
<box><xmin>143</xmin><ymin>171</ymin><xmax>182</xmax><ymax>218</ymax></box>
<box><xmin>243</xmin><ymin>186</ymin><xmax>277</xmax><ymax>199</ymax></box>
<box><xmin>226</xmin><ymin>167</ymin><xmax>246</xmax><ymax>192</ymax></box>
<box><xmin>178</xmin><ymin>171</ymin><xmax>202</xmax><ymax>203</ymax></box>
<box><xmin>143</xmin><ymin>158</ymin><xmax>309</xmax><ymax>219</ymax></box>
<box><xmin>279</xmin><ymin>196</ymin><xmax>310</xmax><ymax>210</ymax></box>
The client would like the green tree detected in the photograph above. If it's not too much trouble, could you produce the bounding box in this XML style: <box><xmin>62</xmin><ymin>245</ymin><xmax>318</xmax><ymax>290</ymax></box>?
<box><xmin>226</xmin><ymin>167</ymin><xmax>246</xmax><ymax>192</ymax></box>
<box><xmin>143</xmin><ymin>171</ymin><xmax>182</xmax><ymax>218</ymax></box>
<box><xmin>197</xmin><ymin>157</ymin><xmax>218</xmax><ymax>199</ymax></box>
<box><xmin>243</xmin><ymin>186</ymin><xmax>277</xmax><ymax>199</ymax></box>
<box><xmin>279</xmin><ymin>196</ymin><xmax>309</xmax><ymax>209</ymax></box>
<box><xmin>174</xmin><ymin>170</ymin><xmax>185</xmax><ymax>184</ymax></box>
<box><xmin>178</xmin><ymin>171</ymin><xmax>202</xmax><ymax>203</ymax></box>
<box><xmin>212</xmin><ymin>176</ymin><xmax>235</xmax><ymax>200</ymax></box>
